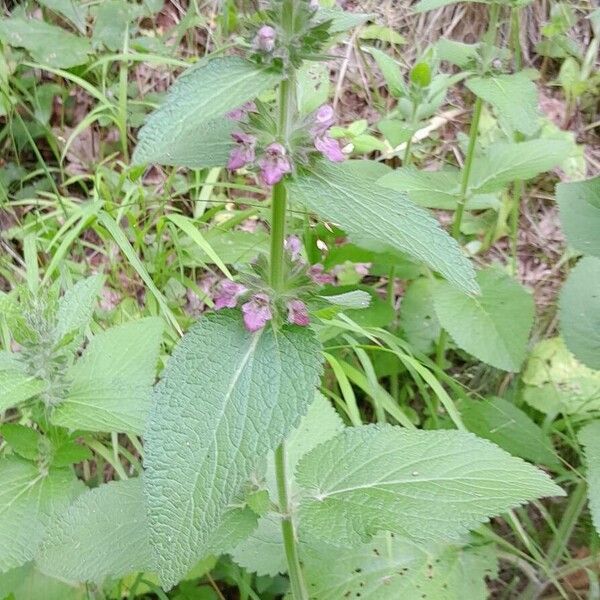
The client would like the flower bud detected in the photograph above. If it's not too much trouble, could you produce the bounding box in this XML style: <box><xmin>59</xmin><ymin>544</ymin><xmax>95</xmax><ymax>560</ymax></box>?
<box><xmin>258</xmin><ymin>143</ymin><xmax>292</xmax><ymax>186</ymax></box>
<box><xmin>256</xmin><ymin>25</ymin><xmax>276</xmax><ymax>53</ymax></box>
<box><xmin>241</xmin><ymin>293</ymin><xmax>273</xmax><ymax>332</ymax></box>
<box><xmin>287</xmin><ymin>299</ymin><xmax>310</xmax><ymax>326</ymax></box>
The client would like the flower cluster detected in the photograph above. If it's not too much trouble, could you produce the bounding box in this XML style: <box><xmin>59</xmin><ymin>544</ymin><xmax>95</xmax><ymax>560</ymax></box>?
<box><xmin>226</xmin><ymin>101</ymin><xmax>345</xmax><ymax>186</ymax></box>
<box><xmin>213</xmin><ymin>278</ymin><xmax>310</xmax><ymax>333</ymax></box>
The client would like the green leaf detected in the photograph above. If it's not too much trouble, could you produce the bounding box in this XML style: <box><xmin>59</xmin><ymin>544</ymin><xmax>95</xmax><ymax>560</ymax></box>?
<box><xmin>0</xmin><ymin>366</ymin><xmax>45</xmax><ymax>413</ymax></box>
<box><xmin>435</xmin><ymin>38</ymin><xmax>480</xmax><ymax>68</ymax></box>
<box><xmin>53</xmin><ymin>275</ymin><xmax>104</xmax><ymax>343</ymax></box>
<box><xmin>433</xmin><ymin>268</ymin><xmax>535</xmax><ymax>372</ymax></box>
<box><xmin>360</xmin><ymin>24</ymin><xmax>405</xmax><ymax>45</ymax></box>
<box><xmin>316</xmin><ymin>8</ymin><xmax>372</xmax><ymax>33</ymax></box>
<box><xmin>51</xmin><ymin>439</ymin><xmax>92</xmax><ymax>468</ymax></box>
<box><xmin>410</xmin><ymin>63</ymin><xmax>432</xmax><ymax>88</ymax></box>
<box><xmin>296</xmin><ymin>62</ymin><xmax>330</xmax><ymax>115</ymax></box>
<box><xmin>52</xmin><ymin>317</ymin><xmax>164</xmax><ymax>434</ymax></box>
<box><xmin>144</xmin><ymin>311</ymin><xmax>322</xmax><ymax>588</ymax></box>
<box><xmin>467</xmin><ymin>73</ymin><xmax>539</xmax><ymax>136</ymax></box>
<box><xmin>579</xmin><ymin>422</ymin><xmax>600</xmax><ymax>536</ymax></box>
<box><xmin>522</xmin><ymin>337</ymin><xmax>600</xmax><ymax>416</ymax></box>
<box><xmin>399</xmin><ymin>278</ymin><xmax>441</xmax><ymax>354</ymax></box>
<box><xmin>91</xmin><ymin>0</ymin><xmax>136</xmax><ymax>51</ymax></box>
<box><xmin>366</xmin><ymin>48</ymin><xmax>406</xmax><ymax>98</ymax></box>
<box><xmin>0</xmin><ymin>563</ymin><xmax>84</xmax><ymax>600</ymax></box>
<box><xmin>0</xmin><ymin>18</ymin><xmax>92</xmax><ymax>68</ymax></box>
<box><xmin>296</xmin><ymin>425</ymin><xmax>563</xmax><ymax>547</ymax></box>
<box><xmin>560</xmin><ymin>257</ymin><xmax>600</xmax><ymax>370</ymax></box>
<box><xmin>470</xmin><ymin>140</ymin><xmax>571</xmax><ymax>194</ymax></box>
<box><xmin>232</xmin><ymin>393</ymin><xmax>344</xmax><ymax>577</ymax></box>
<box><xmin>288</xmin><ymin>160</ymin><xmax>478</xmax><ymax>295</ymax></box>
<box><xmin>304</xmin><ymin>536</ymin><xmax>498</xmax><ymax>600</ymax></box>
<box><xmin>38</xmin><ymin>479</ymin><xmax>149</xmax><ymax>583</ymax></box>
<box><xmin>0</xmin><ymin>457</ymin><xmax>82</xmax><ymax>572</ymax></box>
<box><xmin>460</xmin><ymin>397</ymin><xmax>559</xmax><ymax>468</ymax></box>
<box><xmin>38</xmin><ymin>0</ymin><xmax>88</xmax><ymax>33</ymax></box>
<box><xmin>557</xmin><ymin>175</ymin><xmax>600</xmax><ymax>258</ymax></box>
<box><xmin>414</xmin><ymin>0</ymin><xmax>487</xmax><ymax>11</ymax></box>
<box><xmin>0</xmin><ymin>424</ymin><xmax>41</xmax><ymax>461</ymax></box>
<box><xmin>378</xmin><ymin>166</ymin><xmax>461</xmax><ymax>209</ymax></box>
<box><xmin>132</xmin><ymin>57</ymin><xmax>281</xmax><ymax>168</ymax></box>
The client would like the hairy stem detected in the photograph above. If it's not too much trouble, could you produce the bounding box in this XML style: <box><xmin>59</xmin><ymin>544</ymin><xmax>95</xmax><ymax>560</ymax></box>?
<box><xmin>272</xmin><ymin>3</ymin><xmax>308</xmax><ymax>598</ymax></box>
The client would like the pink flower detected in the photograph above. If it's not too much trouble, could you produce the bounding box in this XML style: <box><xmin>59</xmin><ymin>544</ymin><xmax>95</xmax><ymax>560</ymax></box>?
<box><xmin>312</xmin><ymin>105</ymin><xmax>336</xmax><ymax>136</ymax></box>
<box><xmin>310</xmin><ymin>0</ymin><xmax>320</xmax><ymax>8</ymax></box>
<box><xmin>314</xmin><ymin>135</ymin><xmax>345</xmax><ymax>162</ymax></box>
<box><xmin>309</xmin><ymin>264</ymin><xmax>335</xmax><ymax>285</ymax></box>
<box><xmin>285</xmin><ymin>235</ymin><xmax>302</xmax><ymax>261</ymax></box>
<box><xmin>287</xmin><ymin>299</ymin><xmax>310</xmax><ymax>326</ymax></box>
<box><xmin>355</xmin><ymin>263</ymin><xmax>370</xmax><ymax>277</ymax></box>
<box><xmin>241</xmin><ymin>293</ymin><xmax>273</xmax><ymax>332</ymax></box>
<box><xmin>214</xmin><ymin>280</ymin><xmax>247</xmax><ymax>309</ymax></box>
<box><xmin>258</xmin><ymin>143</ymin><xmax>292</xmax><ymax>186</ymax></box>
<box><xmin>226</xmin><ymin>101</ymin><xmax>257</xmax><ymax>121</ymax></box>
<box><xmin>256</xmin><ymin>25</ymin><xmax>276</xmax><ymax>52</ymax></box>
<box><xmin>227</xmin><ymin>132</ymin><xmax>256</xmax><ymax>171</ymax></box>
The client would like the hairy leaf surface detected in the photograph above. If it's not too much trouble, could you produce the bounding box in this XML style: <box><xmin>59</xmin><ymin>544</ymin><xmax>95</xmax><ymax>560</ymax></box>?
<box><xmin>133</xmin><ymin>57</ymin><xmax>281</xmax><ymax>167</ymax></box>
<box><xmin>557</xmin><ymin>175</ymin><xmax>600</xmax><ymax>258</ymax></box>
<box><xmin>0</xmin><ymin>563</ymin><xmax>84</xmax><ymax>600</ymax></box>
<box><xmin>579</xmin><ymin>422</ymin><xmax>600</xmax><ymax>536</ymax></box>
<box><xmin>144</xmin><ymin>311</ymin><xmax>322</xmax><ymax>587</ymax></box>
<box><xmin>288</xmin><ymin>160</ymin><xmax>478</xmax><ymax>294</ymax></box>
<box><xmin>304</xmin><ymin>536</ymin><xmax>497</xmax><ymax>600</ymax></box>
<box><xmin>467</xmin><ymin>73</ymin><xmax>539</xmax><ymax>135</ymax></box>
<box><xmin>296</xmin><ymin>425</ymin><xmax>563</xmax><ymax>546</ymax></box>
<box><xmin>0</xmin><ymin>457</ymin><xmax>82</xmax><ymax>572</ymax></box>
<box><xmin>433</xmin><ymin>268</ymin><xmax>534</xmax><ymax>372</ymax></box>
<box><xmin>52</xmin><ymin>317</ymin><xmax>163</xmax><ymax>434</ymax></box>
<box><xmin>0</xmin><ymin>363</ymin><xmax>44</xmax><ymax>413</ymax></box>
<box><xmin>559</xmin><ymin>257</ymin><xmax>600</xmax><ymax>370</ymax></box>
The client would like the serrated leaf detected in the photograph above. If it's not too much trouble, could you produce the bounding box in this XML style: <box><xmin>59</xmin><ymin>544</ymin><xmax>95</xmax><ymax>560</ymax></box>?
<box><xmin>37</xmin><ymin>479</ymin><xmax>150</xmax><ymax>583</ymax></box>
<box><xmin>132</xmin><ymin>57</ymin><xmax>281</xmax><ymax>168</ymax></box>
<box><xmin>0</xmin><ymin>457</ymin><xmax>82</xmax><ymax>572</ymax></box>
<box><xmin>54</xmin><ymin>275</ymin><xmax>104</xmax><ymax>343</ymax></box>
<box><xmin>0</xmin><ymin>18</ymin><xmax>91</xmax><ymax>68</ymax></box>
<box><xmin>470</xmin><ymin>140</ymin><xmax>570</xmax><ymax>194</ymax></box>
<box><xmin>467</xmin><ymin>73</ymin><xmax>539</xmax><ymax>136</ymax></box>
<box><xmin>52</xmin><ymin>318</ymin><xmax>164</xmax><ymax>434</ymax></box>
<box><xmin>0</xmin><ymin>563</ymin><xmax>84</xmax><ymax>600</ymax></box>
<box><xmin>304</xmin><ymin>536</ymin><xmax>498</xmax><ymax>600</ymax></box>
<box><xmin>522</xmin><ymin>337</ymin><xmax>600</xmax><ymax>415</ymax></box>
<box><xmin>559</xmin><ymin>257</ymin><xmax>600</xmax><ymax>370</ymax></box>
<box><xmin>435</xmin><ymin>38</ymin><xmax>480</xmax><ymax>68</ymax></box>
<box><xmin>399</xmin><ymin>278</ymin><xmax>441</xmax><ymax>354</ymax></box>
<box><xmin>288</xmin><ymin>160</ymin><xmax>478</xmax><ymax>295</ymax></box>
<box><xmin>0</xmin><ymin>424</ymin><xmax>41</xmax><ymax>461</ymax></box>
<box><xmin>296</xmin><ymin>425</ymin><xmax>563</xmax><ymax>547</ymax></box>
<box><xmin>0</xmin><ymin>366</ymin><xmax>45</xmax><ymax>413</ymax></box>
<box><xmin>461</xmin><ymin>397</ymin><xmax>559</xmax><ymax>468</ymax></box>
<box><xmin>232</xmin><ymin>393</ymin><xmax>344</xmax><ymax>577</ymax></box>
<box><xmin>557</xmin><ymin>175</ymin><xmax>600</xmax><ymax>258</ymax></box>
<box><xmin>433</xmin><ymin>268</ymin><xmax>534</xmax><ymax>372</ymax></box>
<box><xmin>579</xmin><ymin>422</ymin><xmax>600</xmax><ymax>535</ymax></box>
<box><xmin>144</xmin><ymin>311</ymin><xmax>322</xmax><ymax>588</ymax></box>
<box><xmin>378</xmin><ymin>166</ymin><xmax>461</xmax><ymax>209</ymax></box>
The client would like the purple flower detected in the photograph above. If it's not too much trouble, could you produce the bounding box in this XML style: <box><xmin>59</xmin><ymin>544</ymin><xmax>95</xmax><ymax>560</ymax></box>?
<box><xmin>309</xmin><ymin>264</ymin><xmax>335</xmax><ymax>285</ymax></box>
<box><xmin>256</xmin><ymin>25</ymin><xmax>276</xmax><ymax>53</ymax></box>
<box><xmin>355</xmin><ymin>263</ymin><xmax>370</xmax><ymax>277</ymax></box>
<box><xmin>285</xmin><ymin>235</ymin><xmax>302</xmax><ymax>261</ymax></box>
<box><xmin>310</xmin><ymin>0</ymin><xmax>320</xmax><ymax>8</ymax></box>
<box><xmin>314</xmin><ymin>135</ymin><xmax>345</xmax><ymax>162</ymax></box>
<box><xmin>226</xmin><ymin>101</ymin><xmax>257</xmax><ymax>121</ymax></box>
<box><xmin>312</xmin><ymin>104</ymin><xmax>336</xmax><ymax>136</ymax></box>
<box><xmin>242</xmin><ymin>293</ymin><xmax>273</xmax><ymax>332</ymax></box>
<box><xmin>258</xmin><ymin>143</ymin><xmax>292</xmax><ymax>186</ymax></box>
<box><xmin>227</xmin><ymin>132</ymin><xmax>257</xmax><ymax>171</ymax></box>
<box><xmin>214</xmin><ymin>280</ymin><xmax>247</xmax><ymax>309</ymax></box>
<box><xmin>287</xmin><ymin>299</ymin><xmax>310</xmax><ymax>327</ymax></box>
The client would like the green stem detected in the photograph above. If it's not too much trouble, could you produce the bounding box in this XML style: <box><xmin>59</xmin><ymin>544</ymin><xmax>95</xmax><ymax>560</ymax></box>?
<box><xmin>510</xmin><ymin>179</ymin><xmax>523</xmax><ymax>276</ymax></box>
<box><xmin>451</xmin><ymin>95</ymin><xmax>482</xmax><ymax>239</ymax></box>
<box><xmin>403</xmin><ymin>98</ymin><xmax>419</xmax><ymax>165</ymax></box>
<box><xmin>275</xmin><ymin>444</ymin><xmax>308</xmax><ymax>600</ymax></box>
<box><xmin>272</xmin><ymin>4</ymin><xmax>307</xmax><ymax>598</ymax></box>
<box><xmin>511</xmin><ymin>7</ymin><xmax>522</xmax><ymax>72</ymax></box>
